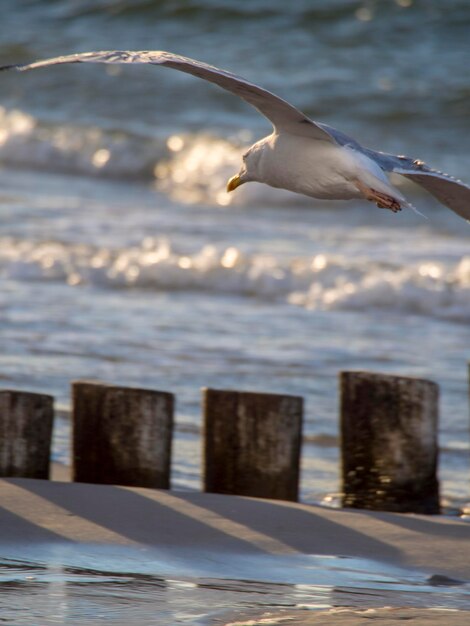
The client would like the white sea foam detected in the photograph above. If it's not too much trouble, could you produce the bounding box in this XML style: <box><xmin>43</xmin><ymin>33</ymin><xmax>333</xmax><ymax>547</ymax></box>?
<box><xmin>0</xmin><ymin>106</ymin><xmax>303</xmax><ymax>208</ymax></box>
<box><xmin>154</xmin><ymin>131</ymin><xmax>303</xmax><ymax>207</ymax></box>
<box><xmin>0</xmin><ymin>106</ymin><xmax>166</xmax><ymax>180</ymax></box>
<box><xmin>1</xmin><ymin>237</ymin><xmax>468</xmax><ymax>322</ymax></box>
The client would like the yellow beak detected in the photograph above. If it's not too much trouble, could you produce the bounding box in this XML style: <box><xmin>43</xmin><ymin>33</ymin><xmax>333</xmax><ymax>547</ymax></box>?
<box><xmin>226</xmin><ymin>174</ymin><xmax>242</xmax><ymax>193</ymax></box>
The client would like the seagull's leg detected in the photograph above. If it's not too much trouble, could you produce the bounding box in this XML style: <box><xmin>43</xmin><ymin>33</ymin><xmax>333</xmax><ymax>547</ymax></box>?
<box><xmin>353</xmin><ymin>179</ymin><xmax>402</xmax><ymax>212</ymax></box>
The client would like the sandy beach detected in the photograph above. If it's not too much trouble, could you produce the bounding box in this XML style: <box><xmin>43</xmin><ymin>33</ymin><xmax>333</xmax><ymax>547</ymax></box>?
<box><xmin>0</xmin><ymin>477</ymin><xmax>469</xmax><ymax>624</ymax></box>
<box><xmin>3</xmin><ymin>476</ymin><xmax>470</xmax><ymax>577</ymax></box>
<box><xmin>223</xmin><ymin>607</ymin><xmax>470</xmax><ymax>625</ymax></box>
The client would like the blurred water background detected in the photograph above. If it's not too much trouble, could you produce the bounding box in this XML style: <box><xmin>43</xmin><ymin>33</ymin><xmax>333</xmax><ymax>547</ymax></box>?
<box><xmin>0</xmin><ymin>0</ymin><xmax>469</xmax><ymax>508</ymax></box>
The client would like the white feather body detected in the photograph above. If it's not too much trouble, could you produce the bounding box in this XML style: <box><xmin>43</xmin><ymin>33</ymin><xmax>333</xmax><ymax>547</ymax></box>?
<box><xmin>253</xmin><ymin>133</ymin><xmax>404</xmax><ymax>202</ymax></box>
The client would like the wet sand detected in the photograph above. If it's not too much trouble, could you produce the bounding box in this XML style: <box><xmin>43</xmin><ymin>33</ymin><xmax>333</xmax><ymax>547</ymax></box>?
<box><xmin>224</xmin><ymin>607</ymin><xmax>470</xmax><ymax>625</ymax></box>
<box><xmin>11</xmin><ymin>473</ymin><xmax>469</xmax><ymax>579</ymax></box>
<box><xmin>1</xmin><ymin>477</ymin><xmax>469</xmax><ymax>624</ymax></box>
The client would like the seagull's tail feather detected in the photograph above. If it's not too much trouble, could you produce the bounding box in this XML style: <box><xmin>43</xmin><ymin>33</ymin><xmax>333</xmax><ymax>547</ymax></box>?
<box><xmin>383</xmin><ymin>183</ymin><xmax>427</xmax><ymax>219</ymax></box>
<box><xmin>400</xmin><ymin>197</ymin><xmax>427</xmax><ymax>219</ymax></box>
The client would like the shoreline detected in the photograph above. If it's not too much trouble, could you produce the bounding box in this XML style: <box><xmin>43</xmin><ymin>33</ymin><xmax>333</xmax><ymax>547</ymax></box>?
<box><xmin>4</xmin><ymin>476</ymin><xmax>470</xmax><ymax>575</ymax></box>
<box><xmin>1</xmin><ymin>477</ymin><xmax>469</xmax><ymax>623</ymax></box>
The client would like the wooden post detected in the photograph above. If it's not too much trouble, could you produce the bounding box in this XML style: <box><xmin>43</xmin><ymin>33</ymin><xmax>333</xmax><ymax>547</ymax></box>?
<box><xmin>72</xmin><ymin>381</ymin><xmax>174</xmax><ymax>488</ymax></box>
<box><xmin>0</xmin><ymin>390</ymin><xmax>54</xmax><ymax>479</ymax></box>
<box><xmin>340</xmin><ymin>371</ymin><xmax>440</xmax><ymax>514</ymax></box>
<box><xmin>203</xmin><ymin>388</ymin><xmax>303</xmax><ymax>501</ymax></box>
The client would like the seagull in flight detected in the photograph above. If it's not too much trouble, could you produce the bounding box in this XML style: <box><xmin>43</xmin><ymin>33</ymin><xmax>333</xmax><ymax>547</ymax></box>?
<box><xmin>1</xmin><ymin>50</ymin><xmax>469</xmax><ymax>221</ymax></box>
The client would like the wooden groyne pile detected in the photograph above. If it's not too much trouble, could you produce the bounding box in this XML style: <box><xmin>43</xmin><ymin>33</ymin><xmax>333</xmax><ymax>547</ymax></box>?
<box><xmin>0</xmin><ymin>370</ymin><xmax>456</xmax><ymax>515</ymax></box>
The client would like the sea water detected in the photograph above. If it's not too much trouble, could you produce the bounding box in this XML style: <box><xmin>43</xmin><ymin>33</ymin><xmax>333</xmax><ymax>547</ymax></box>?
<box><xmin>0</xmin><ymin>0</ymin><xmax>469</xmax><ymax>507</ymax></box>
<box><xmin>1</xmin><ymin>541</ymin><xmax>470</xmax><ymax>625</ymax></box>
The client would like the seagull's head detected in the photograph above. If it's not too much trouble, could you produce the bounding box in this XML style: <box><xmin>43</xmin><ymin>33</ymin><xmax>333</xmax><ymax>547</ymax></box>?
<box><xmin>226</xmin><ymin>141</ymin><xmax>264</xmax><ymax>193</ymax></box>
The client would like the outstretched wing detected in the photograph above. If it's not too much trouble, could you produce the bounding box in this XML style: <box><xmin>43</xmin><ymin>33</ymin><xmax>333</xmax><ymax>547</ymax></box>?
<box><xmin>363</xmin><ymin>149</ymin><xmax>470</xmax><ymax>221</ymax></box>
<box><xmin>0</xmin><ymin>50</ymin><xmax>335</xmax><ymax>143</ymax></box>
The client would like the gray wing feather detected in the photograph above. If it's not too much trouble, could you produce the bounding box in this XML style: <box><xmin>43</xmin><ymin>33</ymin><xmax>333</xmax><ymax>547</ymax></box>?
<box><xmin>317</xmin><ymin>122</ymin><xmax>364</xmax><ymax>150</ymax></box>
<box><xmin>0</xmin><ymin>50</ymin><xmax>335</xmax><ymax>143</ymax></box>
<box><xmin>362</xmin><ymin>148</ymin><xmax>470</xmax><ymax>222</ymax></box>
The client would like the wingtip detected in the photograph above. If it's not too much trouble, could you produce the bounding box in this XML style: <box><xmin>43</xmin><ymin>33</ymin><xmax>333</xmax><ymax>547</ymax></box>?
<box><xmin>0</xmin><ymin>62</ymin><xmax>31</xmax><ymax>72</ymax></box>
<box><xmin>0</xmin><ymin>62</ymin><xmax>37</xmax><ymax>73</ymax></box>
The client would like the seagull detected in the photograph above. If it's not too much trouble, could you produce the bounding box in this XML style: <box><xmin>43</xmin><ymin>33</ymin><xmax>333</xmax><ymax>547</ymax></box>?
<box><xmin>1</xmin><ymin>50</ymin><xmax>469</xmax><ymax>221</ymax></box>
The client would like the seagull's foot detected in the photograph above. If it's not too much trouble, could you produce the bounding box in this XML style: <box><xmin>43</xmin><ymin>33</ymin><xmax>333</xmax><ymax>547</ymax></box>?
<box><xmin>354</xmin><ymin>180</ymin><xmax>402</xmax><ymax>213</ymax></box>
<box><xmin>374</xmin><ymin>192</ymin><xmax>402</xmax><ymax>212</ymax></box>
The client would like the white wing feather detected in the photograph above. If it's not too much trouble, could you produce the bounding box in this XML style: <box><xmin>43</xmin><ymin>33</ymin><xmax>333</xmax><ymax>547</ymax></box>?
<box><xmin>0</xmin><ymin>50</ymin><xmax>335</xmax><ymax>143</ymax></box>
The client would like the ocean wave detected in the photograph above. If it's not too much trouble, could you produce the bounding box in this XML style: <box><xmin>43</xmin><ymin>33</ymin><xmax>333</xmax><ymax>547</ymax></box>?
<box><xmin>1</xmin><ymin>105</ymin><xmax>456</xmax><ymax>214</ymax></box>
<box><xmin>0</xmin><ymin>106</ymin><xmax>166</xmax><ymax>180</ymax></box>
<box><xmin>0</xmin><ymin>106</ymin><xmax>315</xmax><ymax>208</ymax></box>
<box><xmin>1</xmin><ymin>236</ymin><xmax>468</xmax><ymax>322</ymax></box>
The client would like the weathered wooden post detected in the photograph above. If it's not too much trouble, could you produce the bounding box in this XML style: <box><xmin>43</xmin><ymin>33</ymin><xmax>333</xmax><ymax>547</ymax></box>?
<box><xmin>72</xmin><ymin>381</ymin><xmax>174</xmax><ymax>488</ymax></box>
<box><xmin>203</xmin><ymin>388</ymin><xmax>303</xmax><ymax>501</ymax></box>
<box><xmin>340</xmin><ymin>371</ymin><xmax>440</xmax><ymax>514</ymax></box>
<box><xmin>0</xmin><ymin>390</ymin><xmax>54</xmax><ymax>479</ymax></box>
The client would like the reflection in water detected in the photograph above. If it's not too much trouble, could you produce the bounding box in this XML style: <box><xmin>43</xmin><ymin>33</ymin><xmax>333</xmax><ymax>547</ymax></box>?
<box><xmin>0</xmin><ymin>550</ymin><xmax>469</xmax><ymax>625</ymax></box>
